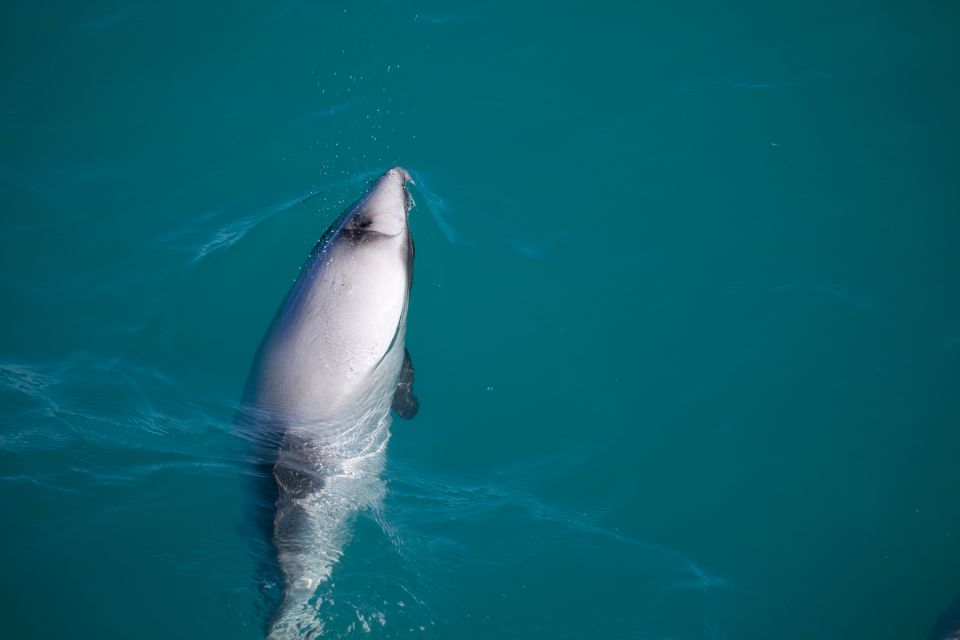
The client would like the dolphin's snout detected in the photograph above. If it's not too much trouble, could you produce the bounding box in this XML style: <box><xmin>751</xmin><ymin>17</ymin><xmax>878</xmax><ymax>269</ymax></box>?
<box><xmin>389</xmin><ymin>166</ymin><xmax>414</xmax><ymax>186</ymax></box>
<box><xmin>350</xmin><ymin>167</ymin><xmax>415</xmax><ymax>235</ymax></box>
<box><xmin>385</xmin><ymin>166</ymin><xmax>415</xmax><ymax>214</ymax></box>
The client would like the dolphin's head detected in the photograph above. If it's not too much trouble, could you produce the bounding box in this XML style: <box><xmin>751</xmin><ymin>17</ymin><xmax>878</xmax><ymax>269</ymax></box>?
<box><xmin>344</xmin><ymin>167</ymin><xmax>414</xmax><ymax>238</ymax></box>
<box><xmin>249</xmin><ymin>166</ymin><xmax>416</xmax><ymax>424</ymax></box>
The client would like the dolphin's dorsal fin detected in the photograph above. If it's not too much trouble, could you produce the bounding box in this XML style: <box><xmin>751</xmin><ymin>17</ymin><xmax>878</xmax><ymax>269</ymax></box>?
<box><xmin>391</xmin><ymin>348</ymin><xmax>419</xmax><ymax>419</ymax></box>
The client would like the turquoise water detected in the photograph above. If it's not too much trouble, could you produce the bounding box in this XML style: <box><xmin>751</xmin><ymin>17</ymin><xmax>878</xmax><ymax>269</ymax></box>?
<box><xmin>2</xmin><ymin>1</ymin><xmax>960</xmax><ymax>638</ymax></box>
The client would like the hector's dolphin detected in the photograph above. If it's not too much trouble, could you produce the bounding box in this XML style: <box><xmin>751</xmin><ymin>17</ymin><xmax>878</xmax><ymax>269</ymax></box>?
<box><xmin>237</xmin><ymin>167</ymin><xmax>419</xmax><ymax>638</ymax></box>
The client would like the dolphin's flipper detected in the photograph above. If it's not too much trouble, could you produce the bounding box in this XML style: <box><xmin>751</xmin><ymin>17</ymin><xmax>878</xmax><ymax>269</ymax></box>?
<box><xmin>391</xmin><ymin>348</ymin><xmax>419</xmax><ymax>419</ymax></box>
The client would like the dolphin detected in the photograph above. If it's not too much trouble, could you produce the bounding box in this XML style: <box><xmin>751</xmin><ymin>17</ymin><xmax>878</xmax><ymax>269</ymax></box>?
<box><xmin>237</xmin><ymin>167</ymin><xmax>419</xmax><ymax>638</ymax></box>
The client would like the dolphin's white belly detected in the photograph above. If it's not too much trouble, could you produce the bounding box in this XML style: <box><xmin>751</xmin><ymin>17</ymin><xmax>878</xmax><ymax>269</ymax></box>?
<box><xmin>250</xmin><ymin>241</ymin><xmax>408</xmax><ymax>422</ymax></box>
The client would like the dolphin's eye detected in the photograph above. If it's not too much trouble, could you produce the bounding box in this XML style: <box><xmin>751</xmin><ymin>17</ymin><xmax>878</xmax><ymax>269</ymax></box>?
<box><xmin>355</xmin><ymin>218</ymin><xmax>372</xmax><ymax>229</ymax></box>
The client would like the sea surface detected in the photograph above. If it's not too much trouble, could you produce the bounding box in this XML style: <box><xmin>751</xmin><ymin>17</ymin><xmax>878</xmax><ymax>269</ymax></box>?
<box><xmin>2</xmin><ymin>2</ymin><xmax>960</xmax><ymax>638</ymax></box>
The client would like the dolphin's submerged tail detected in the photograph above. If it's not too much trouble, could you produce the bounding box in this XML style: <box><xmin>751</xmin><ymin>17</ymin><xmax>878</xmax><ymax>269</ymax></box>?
<box><xmin>267</xmin><ymin>442</ymin><xmax>389</xmax><ymax>639</ymax></box>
